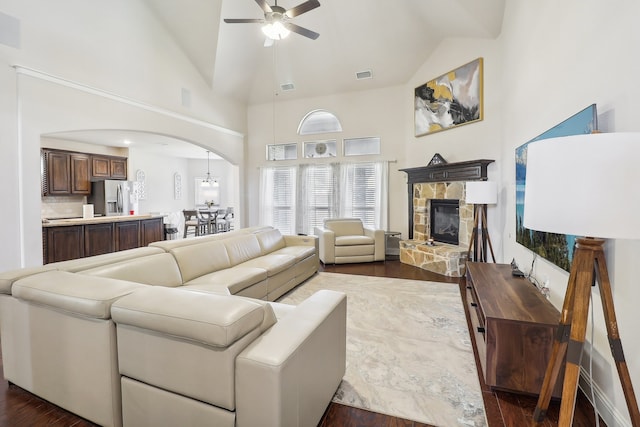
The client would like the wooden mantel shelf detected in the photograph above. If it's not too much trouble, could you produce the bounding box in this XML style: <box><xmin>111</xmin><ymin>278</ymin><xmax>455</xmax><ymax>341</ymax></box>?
<box><xmin>399</xmin><ymin>159</ymin><xmax>494</xmax><ymax>185</ymax></box>
<box><xmin>399</xmin><ymin>159</ymin><xmax>494</xmax><ymax>239</ymax></box>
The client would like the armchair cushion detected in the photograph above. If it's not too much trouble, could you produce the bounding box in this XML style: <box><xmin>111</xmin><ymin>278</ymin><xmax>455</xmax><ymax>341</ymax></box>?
<box><xmin>335</xmin><ymin>235</ymin><xmax>374</xmax><ymax>246</ymax></box>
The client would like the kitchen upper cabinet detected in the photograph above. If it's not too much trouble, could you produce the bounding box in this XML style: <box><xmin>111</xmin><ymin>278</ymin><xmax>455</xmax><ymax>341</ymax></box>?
<box><xmin>91</xmin><ymin>155</ymin><xmax>128</xmax><ymax>180</ymax></box>
<box><xmin>42</xmin><ymin>149</ymin><xmax>90</xmax><ymax>196</ymax></box>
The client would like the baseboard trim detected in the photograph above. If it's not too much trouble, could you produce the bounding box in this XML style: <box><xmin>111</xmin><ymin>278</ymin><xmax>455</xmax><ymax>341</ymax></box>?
<box><xmin>579</xmin><ymin>366</ymin><xmax>631</xmax><ymax>427</ymax></box>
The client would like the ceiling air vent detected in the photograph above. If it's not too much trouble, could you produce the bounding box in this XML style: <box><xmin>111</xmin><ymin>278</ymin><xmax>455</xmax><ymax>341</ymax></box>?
<box><xmin>356</xmin><ymin>70</ymin><xmax>373</xmax><ymax>80</ymax></box>
<box><xmin>280</xmin><ymin>83</ymin><xmax>295</xmax><ymax>91</ymax></box>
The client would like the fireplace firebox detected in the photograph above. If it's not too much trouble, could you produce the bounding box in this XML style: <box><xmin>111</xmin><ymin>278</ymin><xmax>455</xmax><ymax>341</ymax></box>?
<box><xmin>430</xmin><ymin>199</ymin><xmax>460</xmax><ymax>245</ymax></box>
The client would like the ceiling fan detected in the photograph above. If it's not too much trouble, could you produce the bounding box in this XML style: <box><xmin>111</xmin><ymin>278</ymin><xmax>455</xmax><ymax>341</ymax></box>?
<box><xmin>224</xmin><ymin>0</ymin><xmax>321</xmax><ymax>42</ymax></box>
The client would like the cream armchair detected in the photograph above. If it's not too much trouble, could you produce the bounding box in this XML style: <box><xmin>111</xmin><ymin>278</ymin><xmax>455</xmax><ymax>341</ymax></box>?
<box><xmin>314</xmin><ymin>218</ymin><xmax>385</xmax><ymax>264</ymax></box>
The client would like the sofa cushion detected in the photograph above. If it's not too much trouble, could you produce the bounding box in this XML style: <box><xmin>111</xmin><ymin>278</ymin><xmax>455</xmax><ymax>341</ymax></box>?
<box><xmin>238</xmin><ymin>254</ymin><xmax>296</xmax><ymax>277</ymax></box>
<box><xmin>170</xmin><ymin>240</ymin><xmax>231</xmax><ymax>283</ymax></box>
<box><xmin>270</xmin><ymin>245</ymin><xmax>316</xmax><ymax>262</ymax></box>
<box><xmin>184</xmin><ymin>267</ymin><xmax>268</xmax><ymax>295</ymax></box>
<box><xmin>12</xmin><ymin>271</ymin><xmax>144</xmax><ymax>319</ymax></box>
<box><xmin>335</xmin><ymin>235</ymin><xmax>375</xmax><ymax>246</ymax></box>
<box><xmin>254</xmin><ymin>228</ymin><xmax>287</xmax><ymax>255</ymax></box>
<box><xmin>80</xmin><ymin>253</ymin><xmax>183</xmax><ymax>287</ymax></box>
<box><xmin>53</xmin><ymin>246</ymin><xmax>165</xmax><ymax>273</ymax></box>
<box><xmin>224</xmin><ymin>234</ymin><xmax>263</xmax><ymax>266</ymax></box>
<box><xmin>111</xmin><ymin>287</ymin><xmax>275</xmax><ymax>347</ymax></box>
<box><xmin>325</xmin><ymin>219</ymin><xmax>364</xmax><ymax>236</ymax></box>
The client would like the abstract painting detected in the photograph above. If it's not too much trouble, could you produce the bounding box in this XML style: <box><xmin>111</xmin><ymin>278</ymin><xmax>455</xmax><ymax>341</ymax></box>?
<box><xmin>515</xmin><ymin>104</ymin><xmax>598</xmax><ymax>271</ymax></box>
<box><xmin>414</xmin><ymin>58</ymin><xmax>483</xmax><ymax>137</ymax></box>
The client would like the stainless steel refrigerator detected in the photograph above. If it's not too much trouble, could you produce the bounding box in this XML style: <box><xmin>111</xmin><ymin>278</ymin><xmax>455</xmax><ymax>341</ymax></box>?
<box><xmin>88</xmin><ymin>180</ymin><xmax>137</xmax><ymax>216</ymax></box>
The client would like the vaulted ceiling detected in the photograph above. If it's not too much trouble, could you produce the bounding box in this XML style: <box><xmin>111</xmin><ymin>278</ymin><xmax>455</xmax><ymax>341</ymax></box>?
<box><xmin>144</xmin><ymin>0</ymin><xmax>506</xmax><ymax>106</ymax></box>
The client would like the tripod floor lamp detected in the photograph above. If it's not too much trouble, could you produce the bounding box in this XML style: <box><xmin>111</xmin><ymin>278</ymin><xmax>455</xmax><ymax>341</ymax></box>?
<box><xmin>466</xmin><ymin>181</ymin><xmax>497</xmax><ymax>263</ymax></box>
<box><xmin>523</xmin><ymin>132</ymin><xmax>640</xmax><ymax>427</ymax></box>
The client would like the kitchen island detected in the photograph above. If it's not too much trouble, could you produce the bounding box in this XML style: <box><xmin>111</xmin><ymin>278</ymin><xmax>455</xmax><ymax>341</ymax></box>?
<box><xmin>42</xmin><ymin>214</ymin><xmax>164</xmax><ymax>264</ymax></box>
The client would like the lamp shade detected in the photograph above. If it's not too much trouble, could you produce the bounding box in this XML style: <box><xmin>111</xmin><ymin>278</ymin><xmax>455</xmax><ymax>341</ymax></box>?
<box><xmin>523</xmin><ymin>132</ymin><xmax>640</xmax><ymax>239</ymax></box>
<box><xmin>466</xmin><ymin>181</ymin><xmax>497</xmax><ymax>204</ymax></box>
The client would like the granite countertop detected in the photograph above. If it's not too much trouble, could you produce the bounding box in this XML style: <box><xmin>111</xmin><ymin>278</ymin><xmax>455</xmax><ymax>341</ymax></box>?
<box><xmin>42</xmin><ymin>214</ymin><xmax>163</xmax><ymax>227</ymax></box>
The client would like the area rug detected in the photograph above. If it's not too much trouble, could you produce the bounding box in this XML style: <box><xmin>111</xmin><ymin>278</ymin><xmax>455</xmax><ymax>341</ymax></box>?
<box><xmin>278</xmin><ymin>272</ymin><xmax>486</xmax><ymax>427</ymax></box>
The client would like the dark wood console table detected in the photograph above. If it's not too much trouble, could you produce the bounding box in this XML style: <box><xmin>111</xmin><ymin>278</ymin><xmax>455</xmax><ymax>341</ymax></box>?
<box><xmin>465</xmin><ymin>262</ymin><xmax>564</xmax><ymax>397</ymax></box>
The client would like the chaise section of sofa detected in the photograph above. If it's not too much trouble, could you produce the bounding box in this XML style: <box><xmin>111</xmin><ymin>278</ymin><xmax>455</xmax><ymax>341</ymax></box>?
<box><xmin>111</xmin><ymin>286</ymin><xmax>278</xmax><ymax>427</ymax></box>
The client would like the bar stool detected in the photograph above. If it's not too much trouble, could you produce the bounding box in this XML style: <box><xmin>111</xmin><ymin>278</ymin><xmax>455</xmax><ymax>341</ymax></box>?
<box><xmin>183</xmin><ymin>210</ymin><xmax>207</xmax><ymax>238</ymax></box>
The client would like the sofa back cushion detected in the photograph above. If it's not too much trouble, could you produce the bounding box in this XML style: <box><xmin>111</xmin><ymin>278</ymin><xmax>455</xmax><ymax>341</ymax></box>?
<box><xmin>224</xmin><ymin>234</ymin><xmax>262</xmax><ymax>266</ymax></box>
<box><xmin>170</xmin><ymin>240</ymin><xmax>231</xmax><ymax>283</ymax></box>
<box><xmin>324</xmin><ymin>218</ymin><xmax>364</xmax><ymax>237</ymax></box>
<box><xmin>54</xmin><ymin>247</ymin><xmax>165</xmax><ymax>273</ymax></box>
<box><xmin>80</xmin><ymin>253</ymin><xmax>183</xmax><ymax>287</ymax></box>
<box><xmin>255</xmin><ymin>228</ymin><xmax>286</xmax><ymax>255</ymax></box>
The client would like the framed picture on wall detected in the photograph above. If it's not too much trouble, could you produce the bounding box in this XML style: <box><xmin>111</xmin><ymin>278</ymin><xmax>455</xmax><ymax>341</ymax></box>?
<box><xmin>414</xmin><ymin>58</ymin><xmax>483</xmax><ymax>137</ymax></box>
<box><xmin>515</xmin><ymin>104</ymin><xmax>598</xmax><ymax>271</ymax></box>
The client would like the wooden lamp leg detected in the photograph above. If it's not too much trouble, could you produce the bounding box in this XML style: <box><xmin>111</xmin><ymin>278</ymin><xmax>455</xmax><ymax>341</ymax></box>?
<box><xmin>531</xmin><ymin>238</ymin><xmax>640</xmax><ymax>427</ymax></box>
<box><xmin>467</xmin><ymin>205</ymin><xmax>480</xmax><ymax>262</ymax></box>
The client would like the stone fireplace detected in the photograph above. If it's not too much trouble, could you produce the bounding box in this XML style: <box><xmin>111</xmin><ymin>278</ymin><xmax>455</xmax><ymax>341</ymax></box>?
<box><xmin>399</xmin><ymin>159</ymin><xmax>494</xmax><ymax>277</ymax></box>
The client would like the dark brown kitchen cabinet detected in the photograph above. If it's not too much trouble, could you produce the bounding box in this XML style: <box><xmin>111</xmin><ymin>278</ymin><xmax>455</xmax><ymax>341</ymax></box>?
<box><xmin>42</xmin><ymin>150</ymin><xmax>91</xmax><ymax>196</ymax></box>
<box><xmin>140</xmin><ymin>217</ymin><xmax>163</xmax><ymax>247</ymax></box>
<box><xmin>43</xmin><ymin>217</ymin><xmax>164</xmax><ymax>264</ymax></box>
<box><xmin>91</xmin><ymin>155</ymin><xmax>128</xmax><ymax>180</ymax></box>
<box><xmin>114</xmin><ymin>221</ymin><xmax>141</xmax><ymax>251</ymax></box>
<box><xmin>43</xmin><ymin>225</ymin><xmax>84</xmax><ymax>263</ymax></box>
<box><xmin>70</xmin><ymin>154</ymin><xmax>91</xmax><ymax>194</ymax></box>
<box><xmin>84</xmin><ymin>223</ymin><xmax>114</xmax><ymax>257</ymax></box>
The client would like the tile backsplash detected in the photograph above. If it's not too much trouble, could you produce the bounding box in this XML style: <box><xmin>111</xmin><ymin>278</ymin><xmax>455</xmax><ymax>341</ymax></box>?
<box><xmin>41</xmin><ymin>196</ymin><xmax>87</xmax><ymax>219</ymax></box>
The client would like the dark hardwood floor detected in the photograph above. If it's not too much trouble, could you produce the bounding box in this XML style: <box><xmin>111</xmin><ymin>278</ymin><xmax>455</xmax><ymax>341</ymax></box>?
<box><xmin>0</xmin><ymin>260</ymin><xmax>604</xmax><ymax>427</ymax></box>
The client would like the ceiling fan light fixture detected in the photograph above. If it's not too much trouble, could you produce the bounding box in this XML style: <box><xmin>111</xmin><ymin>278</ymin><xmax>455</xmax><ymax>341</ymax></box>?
<box><xmin>262</xmin><ymin>21</ymin><xmax>290</xmax><ymax>40</ymax></box>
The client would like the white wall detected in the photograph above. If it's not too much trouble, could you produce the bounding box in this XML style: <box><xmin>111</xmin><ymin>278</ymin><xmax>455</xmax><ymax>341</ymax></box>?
<box><xmin>0</xmin><ymin>0</ymin><xmax>246</xmax><ymax>269</ymax></box>
<box><xmin>405</xmin><ymin>37</ymin><xmax>504</xmax><ymax>259</ymax></box>
<box><xmin>500</xmin><ymin>1</ymin><xmax>640</xmax><ymax>425</ymax></box>
<box><xmin>246</xmin><ymin>85</ymin><xmax>407</xmax><ymax>233</ymax></box>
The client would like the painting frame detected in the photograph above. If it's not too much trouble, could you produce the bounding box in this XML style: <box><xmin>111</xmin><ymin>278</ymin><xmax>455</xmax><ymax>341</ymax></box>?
<box><xmin>515</xmin><ymin>104</ymin><xmax>598</xmax><ymax>271</ymax></box>
<box><xmin>414</xmin><ymin>57</ymin><xmax>484</xmax><ymax>137</ymax></box>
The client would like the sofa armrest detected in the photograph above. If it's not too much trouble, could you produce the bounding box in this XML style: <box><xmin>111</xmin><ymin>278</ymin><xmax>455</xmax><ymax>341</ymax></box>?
<box><xmin>314</xmin><ymin>226</ymin><xmax>335</xmax><ymax>264</ymax></box>
<box><xmin>235</xmin><ymin>290</ymin><xmax>347</xmax><ymax>427</ymax></box>
<box><xmin>364</xmin><ymin>227</ymin><xmax>386</xmax><ymax>261</ymax></box>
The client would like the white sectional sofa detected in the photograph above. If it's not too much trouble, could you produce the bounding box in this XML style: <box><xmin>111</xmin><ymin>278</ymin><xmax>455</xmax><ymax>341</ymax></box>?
<box><xmin>0</xmin><ymin>226</ymin><xmax>346</xmax><ymax>427</ymax></box>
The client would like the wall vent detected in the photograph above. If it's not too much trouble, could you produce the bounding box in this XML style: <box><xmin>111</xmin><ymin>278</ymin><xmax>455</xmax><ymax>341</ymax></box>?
<box><xmin>356</xmin><ymin>70</ymin><xmax>373</xmax><ymax>80</ymax></box>
<box><xmin>281</xmin><ymin>83</ymin><xmax>295</xmax><ymax>91</ymax></box>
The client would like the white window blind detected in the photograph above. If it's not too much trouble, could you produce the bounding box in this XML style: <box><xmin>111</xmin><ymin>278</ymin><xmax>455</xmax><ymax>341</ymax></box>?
<box><xmin>259</xmin><ymin>166</ymin><xmax>296</xmax><ymax>234</ymax></box>
<box><xmin>260</xmin><ymin>161</ymin><xmax>388</xmax><ymax>235</ymax></box>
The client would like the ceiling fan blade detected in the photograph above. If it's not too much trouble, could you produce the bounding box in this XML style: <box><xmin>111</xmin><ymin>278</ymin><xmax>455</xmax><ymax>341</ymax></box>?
<box><xmin>254</xmin><ymin>0</ymin><xmax>273</xmax><ymax>13</ymax></box>
<box><xmin>285</xmin><ymin>0</ymin><xmax>320</xmax><ymax>18</ymax></box>
<box><xmin>224</xmin><ymin>18</ymin><xmax>265</xmax><ymax>24</ymax></box>
<box><xmin>283</xmin><ymin>22</ymin><xmax>319</xmax><ymax>40</ymax></box>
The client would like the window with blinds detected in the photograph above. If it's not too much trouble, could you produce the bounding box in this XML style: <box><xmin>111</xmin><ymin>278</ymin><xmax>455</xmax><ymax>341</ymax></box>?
<box><xmin>299</xmin><ymin>164</ymin><xmax>338</xmax><ymax>235</ymax></box>
<box><xmin>261</xmin><ymin>162</ymin><xmax>385</xmax><ymax>235</ymax></box>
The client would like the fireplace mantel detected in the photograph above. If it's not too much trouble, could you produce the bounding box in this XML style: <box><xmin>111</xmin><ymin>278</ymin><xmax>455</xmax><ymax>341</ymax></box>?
<box><xmin>400</xmin><ymin>159</ymin><xmax>494</xmax><ymax>239</ymax></box>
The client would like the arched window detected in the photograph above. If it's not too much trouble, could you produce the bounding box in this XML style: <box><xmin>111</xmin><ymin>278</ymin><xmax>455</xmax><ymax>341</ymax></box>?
<box><xmin>297</xmin><ymin>110</ymin><xmax>342</xmax><ymax>135</ymax></box>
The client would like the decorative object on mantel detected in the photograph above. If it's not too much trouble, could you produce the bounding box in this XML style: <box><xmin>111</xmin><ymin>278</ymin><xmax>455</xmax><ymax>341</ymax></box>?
<box><xmin>427</xmin><ymin>153</ymin><xmax>447</xmax><ymax>166</ymax></box>
<box><xmin>135</xmin><ymin>169</ymin><xmax>146</xmax><ymax>200</ymax></box>
<box><xmin>414</xmin><ymin>58</ymin><xmax>483</xmax><ymax>137</ymax></box>
<box><xmin>173</xmin><ymin>172</ymin><xmax>182</xmax><ymax>200</ymax></box>
<box><xmin>515</xmin><ymin>104</ymin><xmax>597</xmax><ymax>272</ymax></box>
<box><xmin>465</xmin><ymin>181</ymin><xmax>497</xmax><ymax>263</ymax></box>
<box><xmin>524</xmin><ymin>132</ymin><xmax>640</xmax><ymax>427</ymax></box>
